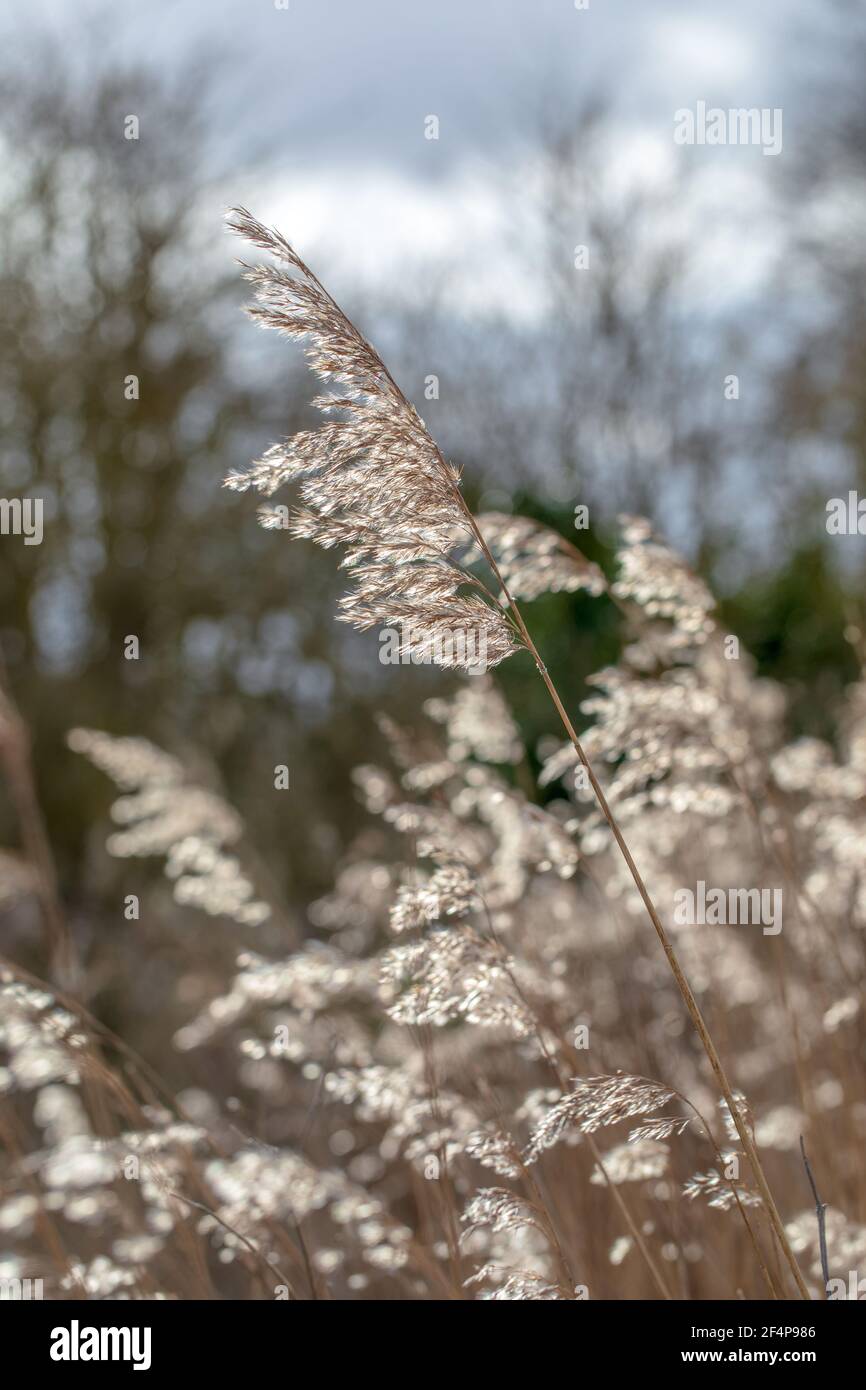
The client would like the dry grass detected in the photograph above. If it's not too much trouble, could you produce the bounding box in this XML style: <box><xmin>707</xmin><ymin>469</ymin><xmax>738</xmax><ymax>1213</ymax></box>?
<box><xmin>0</xmin><ymin>216</ymin><xmax>864</xmax><ymax>1300</ymax></box>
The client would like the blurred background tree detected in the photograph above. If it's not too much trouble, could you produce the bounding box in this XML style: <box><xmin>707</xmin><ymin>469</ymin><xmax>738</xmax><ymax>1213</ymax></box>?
<box><xmin>0</xmin><ymin>19</ymin><xmax>864</xmax><ymax>1033</ymax></box>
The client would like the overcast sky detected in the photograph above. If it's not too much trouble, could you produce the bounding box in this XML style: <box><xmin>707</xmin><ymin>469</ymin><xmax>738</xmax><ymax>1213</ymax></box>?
<box><xmin>14</xmin><ymin>0</ymin><xmax>843</xmax><ymax>314</ymax></box>
<box><xmin>26</xmin><ymin>0</ymin><xmax>825</xmax><ymax>161</ymax></box>
<box><xmin>7</xmin><ymin>0</ymin><xmax>856</xmax><ymax>559</ymax></box>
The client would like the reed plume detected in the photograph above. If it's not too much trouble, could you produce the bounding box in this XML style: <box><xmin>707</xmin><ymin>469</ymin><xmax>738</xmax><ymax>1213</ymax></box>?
<box><xmin>224</xmin><ymin>207</ymin><xmax>809</xmax><ymax>1298</ymax></box>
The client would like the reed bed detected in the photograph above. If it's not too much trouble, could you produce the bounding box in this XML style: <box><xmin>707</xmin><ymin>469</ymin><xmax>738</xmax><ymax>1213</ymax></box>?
<box><xmin>0</xmin><ymin>214</ymin><xmax>863</xmax><ymax>1300</ymax></box>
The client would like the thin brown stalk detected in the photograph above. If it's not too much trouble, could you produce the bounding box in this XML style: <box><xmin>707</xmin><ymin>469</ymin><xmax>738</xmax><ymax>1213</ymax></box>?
<box><xmin>586</xmin><ymin>1133</ymin><xmax>674</xmax><ymax>1300</ymax></box>
<box><xmin>0</xmin><ymin>664</ymin><xmax>77</xmax><ymax>985</ymax></box>
<box><xmin>166</xmin><ymin>1188</ymin><xmax>298</xmax><ymax>1299</ymax></box>
<box><xmin>416</xmin><ymin>1024</ymin><xmax>465</xmax><ymax>1297</ymax></box>
<box><xmin>475</xmin><ymin>892</ymin><xmax>671</xmax><ymax>1298</ymax></box>
<box><xmin>671</xmin><ymin>1083</ymin><xmax>781</xmax><ymax>1299</ymax></box>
